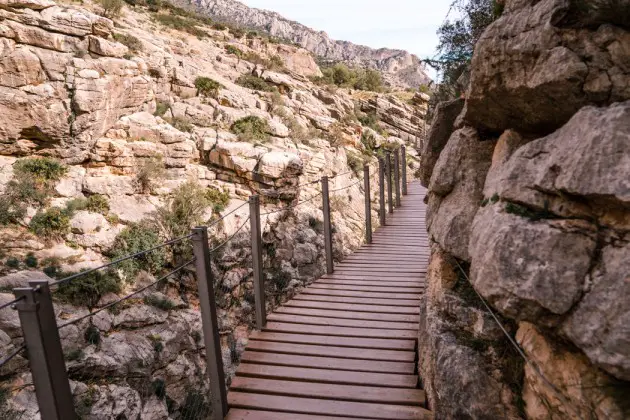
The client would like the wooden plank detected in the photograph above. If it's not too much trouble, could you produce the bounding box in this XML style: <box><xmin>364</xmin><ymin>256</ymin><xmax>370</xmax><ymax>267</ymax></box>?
<box><xmin>316</xmin><ymin>279</ymin><xmax>422</xmax><ymax>288</ymax></box>
<box><xmin>309</xmin><ymin>284</ymin><xmax>423</xmax><ymax>293</ymax></box>
<box><xmin>293</xmin><ymin>294</ymin><xmax>420</xmax><ymax>307</ymax></box>
<box><xmin>230</xmin><ymin>377</ymin><xmax>426</xmax><ymax>406</ymax></box>
<box><xmin>301</xmin><ymin>287</ymin><xmax>421</xmax><ymax>300</ymax></box>
<box><xmin>245</xmin><ymin>340</ymin><xmax>416</xmax><ymax>362</ymax></box>
<box><xmin>275</xmin><ymin>306</ymin><xmax>419</xmax><ymax>323</ymax></box>
<box><xmin>320</xmin><ymin>274</ymin><xmax>426</xmax><ymax>283</ymax></box>
<box><xmin>248</xmin><ymin>331</ymin><xmax>416</xmax><ymax>350</ymax></box>
<box><xmin>235</xmin><ymin>364</ymin><xmax>418</xmax><ymax>388</ymax></box>
<box><xmin>263</xmin><ymin>322</ymin><xmax>418</xmax><ymax>339</ymax></box>
<box><xmin>267</xmin><ymin>313</ymin><xmax>418</xmax><ymax>330</ymax></box>
<box><xmin>334</xmin><ymin>266</ymin><xmax>427</xmax><ymax>274</ymax></box>
<box><xmin>240</xmin><ymin>351</ymin><xmax>415</xmax><ymax>374</ymax></box>
<box><xmin>284</xmin><ymin>299</ymin><xmax>420</xmax><ymax>314</ymax></box>
<box><xmin>228</xmin><ymin>392</ymin><xmax>431</xmax><ymax>419</ymax></box>
<box><xmin>226</xmin><ymin>408</ymin><xmax>364</xmax><ymax>420</ymax></box>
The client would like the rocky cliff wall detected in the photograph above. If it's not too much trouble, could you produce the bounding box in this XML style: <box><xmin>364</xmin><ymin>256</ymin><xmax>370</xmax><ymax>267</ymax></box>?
<box><xmin>0</xmin><ymin>0</ymin><xmax>427</xmax><ymax>417</ymax></box>
<box><xmin>419</xmin><ymin>0</ymin><xmax>630</xmax><ymax>418</ymax></box>
<box><xmin>178</xmin><ymin>0</ymin><xmax>432</xmax><ymax>89</ymax></box>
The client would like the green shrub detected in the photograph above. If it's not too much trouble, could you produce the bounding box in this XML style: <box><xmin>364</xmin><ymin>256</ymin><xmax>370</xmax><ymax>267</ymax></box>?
<box><xmin>206</xmin><ymin>186</ymin><xmax>230</xmax><ymax>213</ymax></box>
<box><xmin>13</xmin><ymin>158</ymin><xmax>67</xmax><ymax>181</ymax></box>
<box><xmin>152</xmin><ymin>379</ymin><xmax>167</xmax><ymax>399</ymax></box>
<box><xmin>29</xmin><ymin>207</ymin><xmax>71</xmax><ymax>239</ymax></box>
<box><xmin>84</xmin><ymin>325</ymin><xmax>101</xmax><ymax>345</ymax></box>
<box><xmin>230</xmin><ymin>116</ymin><xmax>270</xmax><ymax>142</ymax></box>
<box><xmin>108</xmin><ymin>223</ymin><xmax>166</xmax><ymax>279</ymax></box>
<box><xmin>317</xmin><ymin>63</ymin><xmax>383</xmax><ymax>91</ymax></box>
<box><xmin>0</xmin><ymin>158</ymin><xmax>67</xmax><ymax>226</ymax></box>
<box><xmin>65</xmin><ymin>195</ymin><xmax>110</xmax><ymax>216</ymax></box>
<box><xmin>113</xmin><ymin>33</ymin><xmax>143</xmax><ymax>53</ymax></box>
<box><xmin>65</xmin><ymin>349</ymin><xmax>84</xmax><ymax>361</ymax></box>
<box><xmin>153</xmin><ymin>181</ymin><xmax>214</xmax><ymax>240</ymax></box>
<box><xmin>136</xmin><ymin>156</ymin><xmax>166</xmax><ymax>194</ymax></box>
<box><xmin>225</xmin><ymin>45</ymin><xmax>243</xmax><ymax>58</ymax></box>
<box><xmin>23</xmin><ymin>253</ymin><xmax>38</xmax><ymax>268</ymax></box>
<box><xmin>98</xmin><ymin>0</ymin><xmax>123</xmax><ymax>18</ymax></box>
<box><xmin>235</xmin><ymin>74</ymin><xmax>273</xmax><ymax>92</ymax></box>
<box><xmin>212</xmin><ymin>22</ymin><xmax>226</xmax><ymax>30</ymax></box>
<box><xmin>144</xmin><ymin>294</ymin><xmax>177</xmax><ymax>310</ymax></box>
<box><xmin>229</xmin><ymin>26</ymin><xmax>245</xmax><ymax>38</ymax></box>
<box><xmin>148</xmin><ymin>334</ymin><xmax>163</xmax><ymax>353</ymax></box>
<box><xmin>5</xmin><ymin>258</ymin><xmax>20</xmax><ymax>269</ymax></box>
<box><xmin>346</xmin><ymin>151</ymin><xmax>364</xmax><ymax>175</ymax></box>
<box><xmin>308</xmin><ymin>217</ymin><xmax>323</xmax><ymax>233</ymax></box>
<box><xmin>153</xmin><ymin>14</ymin><xmax>206</xmax><ymax>38</ymax></box>
<box><xmin>168</xmin><ymin>116</ymin><xmax>194</xmax><ymax>133</ymax></box>
<box><xmin>55</xmin><ymin>269</ymin><xmax>122</xmax><ymax>308</ymax></box>
<box><xmin>194</xmin><ymin>76</ymin><xmax>221</xmax><ymax>98</ymax></box>
<box><xmin>154</xmin><ymin>100</ymin><xmax>170</xmax><ymax>117</ymax></box>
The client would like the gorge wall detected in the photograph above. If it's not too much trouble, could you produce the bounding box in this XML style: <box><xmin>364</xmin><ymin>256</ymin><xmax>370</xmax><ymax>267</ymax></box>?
<box><xmin>0</xmin><ymin>0</ymin><xmax>428</xmax><ymax>417</ymax></box>
<box><xmin>177</xmin><ymin>0</ymin><xmax>432</xmax><ymax>89</ymax></box>
<box><xmin>419</xmin><ymin>0</ymin><xmax>630</xmax><ymax>418</ymax></box>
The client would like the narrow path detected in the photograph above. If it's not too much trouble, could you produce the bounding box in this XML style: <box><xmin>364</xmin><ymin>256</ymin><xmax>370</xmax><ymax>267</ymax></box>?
<box><xmin>226</xmin><ymin>182</ymin><xmax>431</xmax><ymax>419</ymax></box>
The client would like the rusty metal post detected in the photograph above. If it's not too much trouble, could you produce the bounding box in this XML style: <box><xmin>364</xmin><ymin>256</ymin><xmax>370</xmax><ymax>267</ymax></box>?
<box><xmin>386</xmin><ymin>151</ymin><xmax>393</xmax><ymax>214</ymax></box>
<box><xmin>13</xmin><ymin>281</ymin><xmax>77</xmax><ymax>420</ymax></box>
<box><xmin>191</xmin><ymin>227</ymin><xmax>228</xmax><ymax>420</ymax></box>
<box><xmin>249</xmin><ymin>195</ymin><xmax>266</xmax><ymax>330</ymax></box>
<box><xmin>321</xmin><ymin>176</ymin><xmax>334</xmax><ymax>274</ymax></box>
<box><xmin>401</xmin><ymin>145</ymin><xmax>408</xmax><ymax>196</ymax></box>
<box><xmin>394</xmin><ymin>148</ymin><xmax>401</xmax><ymax>207</ymax></box>
<box><xmin>378</xmin><ymin>157</ymin><xmax>386</xmax><ymax>227</ymax></box>
<box><xmin>363</xmin><ymin>164</ymin><xmax>372</xmax><ymax>244</ymax></box>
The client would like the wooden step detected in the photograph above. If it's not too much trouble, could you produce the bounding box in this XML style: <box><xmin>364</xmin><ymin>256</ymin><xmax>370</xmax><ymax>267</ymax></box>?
<box><xmin>245</xmin><ymin>340</ymin><xmax>416</xmax><ymax>362</ymax></box>
<box><xmin>235</xmin><ymin>364</ymin><xmax>418</xmax><ymax>388</ymax></box>
<box><xmin>240</xmin><ymin>351</ymin><xmax>415</xmax><ymax>374</ymax></box>
<box><xmin>248</xmin><ymin>331</ymin><xmax>416</xmax><ymax>350</ymax></box>
<box><xmin>293</xmin><ymin>294</ymin><xmax>420</xmax><ymax>307</ymax></box>
<box><xmin>275</xmin><ymin>307</ymin><xmax>419</xmax><ymax>323</ymax></box>
<box><xmin>228</xmin><ymin>392</ymin><xmax>432</xmax><ymax>419</ymax></box>
<box><xmin>230</xmin><ymin>377</ymin><xmax>426</xmax><ymax>406</ymax></box>
<box><xmin>263</xmin><ymin>322</ymin><xmax>418</xmax><ymax>339</ymax></box>
<box><xmin>267</xmin><ymin>313</ymin><xmax>417</xmax><ymax>330</ymax></box>
<box><xmin>283</xmin><ymin>299</ymin><xmax>420</xmax><ymax>314</ymax></box>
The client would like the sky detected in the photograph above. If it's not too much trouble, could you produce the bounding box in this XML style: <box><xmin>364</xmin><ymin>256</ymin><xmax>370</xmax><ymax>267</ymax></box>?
<box><xmin>241</xmin><ymin>0</ymin><xmax>455</xmax><ymax>79</ymax></box>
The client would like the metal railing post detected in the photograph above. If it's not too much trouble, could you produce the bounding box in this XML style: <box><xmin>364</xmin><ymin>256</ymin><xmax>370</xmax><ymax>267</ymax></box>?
<box><xmin>13</xmin><ymin>281</ymin><xmax>76</xmax><ymax>420</ymax></box>
<box><xmin>363</xmin><ymin>164</ymin><xmax>372</xmax><ymax>244</ymax></box>
<box><xmin>249</xmin><ymin>195</ymin><xmax>266</xmax><ymax>330</ymax></box>
<box><xmin>401</xmin><ymin>145</ymin><xmax>408</xmax><ymax>196</ymax></box>
<box><xmin>378</xmin><ymin>158</ymin><xmax>386</xmax><ymax>226</ymax></box>
<box><xmin>386</xmin><ymin>151</ymin><xmax>393</xmax><ymax>214</ymax></box>
<box><xmin>321</xmin><ymin>176</ymin><xmax>334</xmax><ymax>274</ymax></box>
<box><xmin>191</xmin><ymin>227</ymin><xmax>228</xmax><ymax>420</ymax></box>
<box><xmin>394</xmin><ymin>148</ymin><xmax>401</xmax><ymax>207</ymax></box>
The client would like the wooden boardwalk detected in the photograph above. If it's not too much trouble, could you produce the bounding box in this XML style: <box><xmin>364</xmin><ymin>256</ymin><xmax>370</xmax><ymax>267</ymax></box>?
<box><xmin>226</xmin><ymin>182</ymin><xmax>431</xmax><ymax>419</ymax></box>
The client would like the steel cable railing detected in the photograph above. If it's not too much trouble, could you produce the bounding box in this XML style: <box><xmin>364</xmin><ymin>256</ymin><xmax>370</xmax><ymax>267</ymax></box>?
<box><xmin>2</xmin><ymin>144</ymin><xmax>409</xmax><ymax>420</ymax></box>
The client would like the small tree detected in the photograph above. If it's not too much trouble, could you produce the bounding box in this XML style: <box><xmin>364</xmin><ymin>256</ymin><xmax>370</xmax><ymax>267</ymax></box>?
<box><xmin>99</xmin><ymin>0</ymin><xmax>123</xmax><ymax>18</ymax></box>
<box><xmin>194</xmin><ymin>76</ymin><xmax>222</xmax><ymax>98</ymax></box>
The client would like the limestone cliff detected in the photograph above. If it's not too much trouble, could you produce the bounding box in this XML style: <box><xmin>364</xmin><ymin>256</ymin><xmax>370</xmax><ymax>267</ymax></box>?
<box><xmin>177</xmin><ymin>0</ymin><xmax>432</xmax><ymax>89</ymax></box>
<box><xmin>0</xmin><ymin>0</ymin><xmax>428</xmax><ymax>417</ymax></box>
<box><xmin>419</xmin><ymin>0</ymin><xmax>630</xmax><ymax>418</ymax></box>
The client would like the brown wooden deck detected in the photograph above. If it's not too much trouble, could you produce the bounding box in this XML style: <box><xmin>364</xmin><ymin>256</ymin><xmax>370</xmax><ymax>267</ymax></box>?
<box><xmin>226</xmin><ymin>182</ymin><xmax>431</xmax><ymax>419</ymax></box>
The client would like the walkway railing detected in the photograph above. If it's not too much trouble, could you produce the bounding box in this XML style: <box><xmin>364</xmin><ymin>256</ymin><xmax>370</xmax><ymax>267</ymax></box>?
<box><xmin>0</xmin><ymin>146</ymin><xmax>410</xmax><ymax>420</ymax></box>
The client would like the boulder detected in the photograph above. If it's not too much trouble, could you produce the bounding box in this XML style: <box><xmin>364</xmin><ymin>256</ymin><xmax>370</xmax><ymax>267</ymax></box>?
<box><xmin>518</xmin><ymin>322</ymin><xmax>630</xmax><ymax>419</ymax></box>
<box><xmin>70</xmin><ymin>210</ymin><xmax>109</xmax><ymax>234</ymax></box>
<box><xmin>88</xmin><ymin>35</ymin><xmax>128</xmax><ymax>58</ymax></box>
<box><xmin>464</xmin><ymin>0</ymin><xmax>630</xmax><ymax>135</ymax></box>
<box><xmin>485</xmin><ymin>101</ymin><xmax>630</xmax><ymax>226</ymax></box>
<box><xmin>419</xmin><ymin>98</ymin><xmax>464</xmax><ymax>186</ymax></box>
<box><xmin>469</xmin><ymin>204</ymin><xmax>597</xmax><ymax>323</ymax></box>
<box><xmin>562</xmin><ymin>241</ymin><xmax>630</xmax><ymax>381</ymax></box>
<box><xmin>427</xmin><ymin>127</ymin><xmax>495</xmax><ymax>261</ymax></box>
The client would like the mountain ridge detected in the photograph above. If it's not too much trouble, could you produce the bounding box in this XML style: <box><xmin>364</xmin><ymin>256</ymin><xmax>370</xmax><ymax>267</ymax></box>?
<box><xmin>177</xmin><ymin>0</ymin><xmax>432</xmax><ymax>88</ymax></box>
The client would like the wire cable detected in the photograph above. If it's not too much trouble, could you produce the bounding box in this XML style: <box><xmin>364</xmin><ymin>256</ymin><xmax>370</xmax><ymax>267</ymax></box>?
<box><xmin>208</xmin><ymin>216</ymin><xmax>251</xmax><ymax>253</ymax></box>
<box><xmin>260</xmin><ymin>191</ymin><xmax>323</xmax><ymax>216</ymax></box>
<box><xmin>57</xmin><ymin>259</ymin><xmax>195</xmax><ymax>331</ymax></box>
<box><xmin>329</xmin><ymin>179</ymin><xmax>362</xmax><ymax>193</ymax></box>
<box><xmin>453</xmin><ymin>260</ymin><xmax>582</xmax><ymax>420</ymax></box>
<box><xmin>49</xmin><ymin>234</ymin><xmax>195</xmax><ymax>287</ymax></box>
<box><xmin>0</xmin><ymin>344</ymin><xmax>25</xmax><ymax>368</ymax></box>
<box><xmin>0</xmin><ymin>296</ymin><xmax>24</xmax><ymax>312</ymax></box>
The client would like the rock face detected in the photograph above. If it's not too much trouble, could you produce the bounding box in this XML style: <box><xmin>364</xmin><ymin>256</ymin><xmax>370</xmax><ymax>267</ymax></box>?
<box><xmin>0</xmin><ymin>0</ymin><xmax>427</xmax><ymax>417</ymax></box>
<box><xmin>175</xmin><ymin>0</ymin><xmax>432</xmax><ymax>89</ymax></box>
<box><xmin>419</xmin><ymin>0</ymin><xmax>630</xmax><ymax>418</ymax></box>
